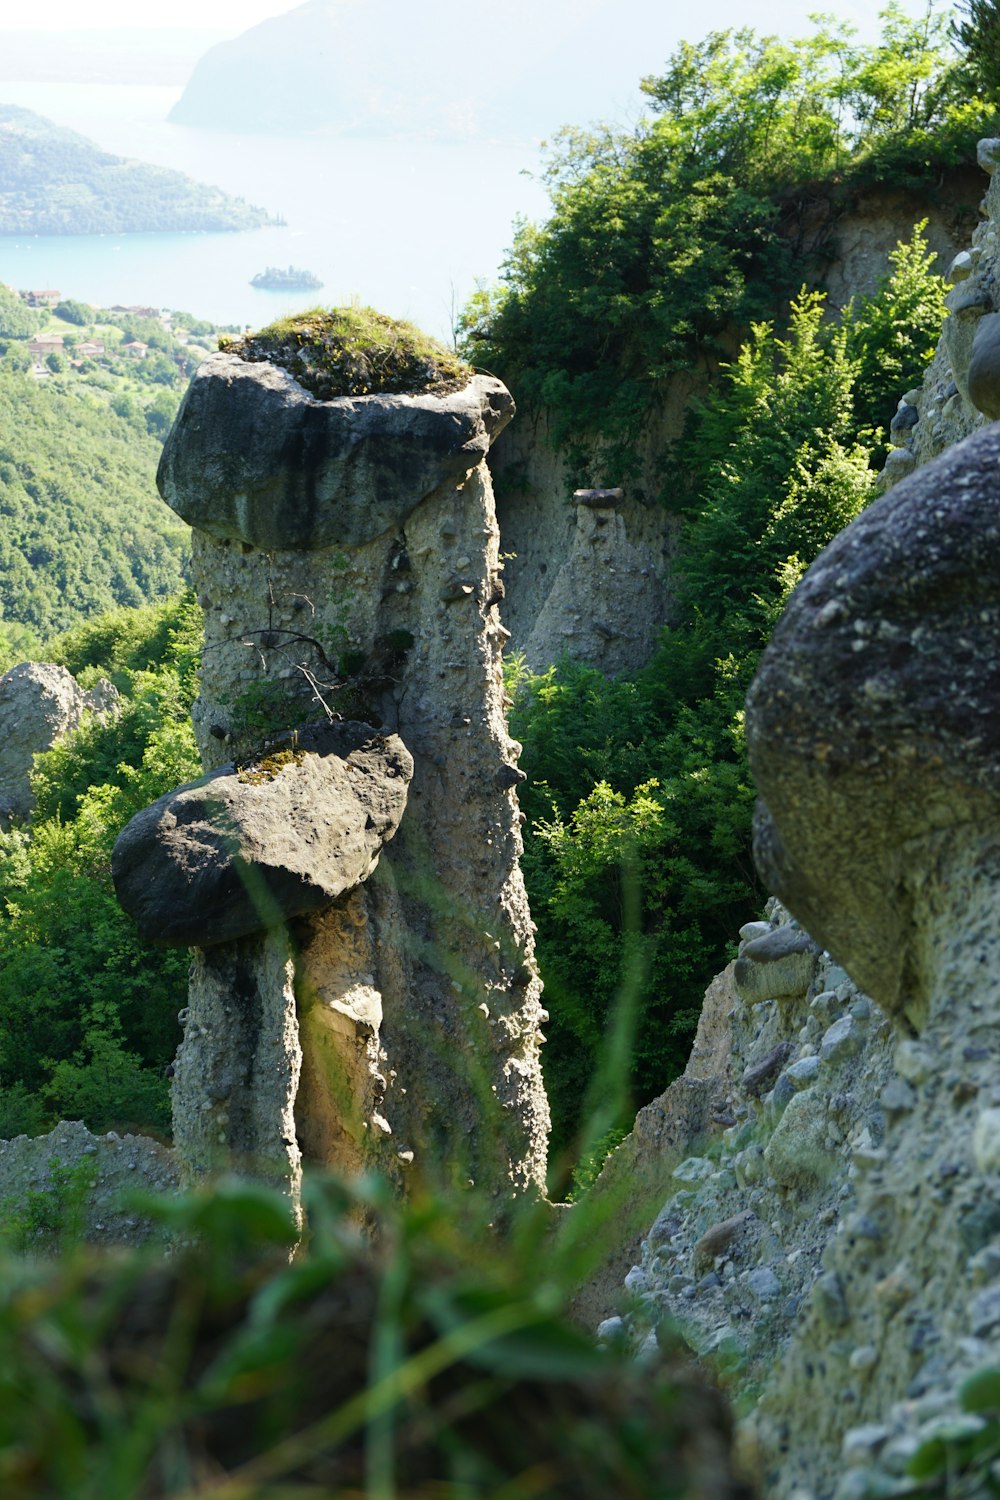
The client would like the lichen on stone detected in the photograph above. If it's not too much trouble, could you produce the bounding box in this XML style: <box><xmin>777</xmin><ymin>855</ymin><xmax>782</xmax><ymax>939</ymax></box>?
<box><xmin>220</xmin><ymin>305</ymin><xmax>472</xmax><ymax>401</ymax></box>
<box><xmin>236</xmin><ymin>746</ymin><xmax>306</xmax><ymax>785</ymax></box>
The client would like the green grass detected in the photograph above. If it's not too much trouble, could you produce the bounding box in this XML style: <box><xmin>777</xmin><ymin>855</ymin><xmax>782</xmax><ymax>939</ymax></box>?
<box><xmin>222</xmin><ymin>305</ymin><xmax>472</xmax><ymax>400</ymax></box>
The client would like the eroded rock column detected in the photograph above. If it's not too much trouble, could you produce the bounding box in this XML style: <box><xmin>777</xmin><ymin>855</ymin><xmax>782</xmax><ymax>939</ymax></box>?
<box><xmin>156</xmin><ymin>356</ymin><xmax>550</xmax><ymax>1204</ymax></box>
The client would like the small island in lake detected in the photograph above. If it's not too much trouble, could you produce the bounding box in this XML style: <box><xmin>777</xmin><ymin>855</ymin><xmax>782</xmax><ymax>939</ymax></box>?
<box><xmin>250</xmin><ymin>266</ymin><xmax>324</xmax><ymax>291</ymax></box>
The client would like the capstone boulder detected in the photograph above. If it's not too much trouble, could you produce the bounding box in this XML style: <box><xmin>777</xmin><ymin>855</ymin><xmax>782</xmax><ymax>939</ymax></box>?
<box><xmin>745</xmin><ymin>423</ymin><xmax>1000</xmax><ymax>1027</ymax></box>
<box><xmin>157</xmin><ymin>355</ymin><xmax>515</xmax><ymax>551</ymax></box>
<box><xmin>112</xmin><ymin>721</ymin><xmax>412</xmax><ymax>948</ymax></box>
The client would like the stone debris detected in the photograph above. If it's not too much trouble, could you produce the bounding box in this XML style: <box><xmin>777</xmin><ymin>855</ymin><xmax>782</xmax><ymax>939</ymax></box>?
<box><xmin>0</xmin><ymin>1119</ymin><xmax>177</xmax><ymax>1245</ymax></box>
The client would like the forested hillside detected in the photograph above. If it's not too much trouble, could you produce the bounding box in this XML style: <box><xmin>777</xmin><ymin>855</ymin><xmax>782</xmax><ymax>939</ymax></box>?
<box><xmin>0</xmin><ymin>292</ymin><xmax>228</xmax><ymax>658</ymax></box>
<box><xmin>0</xmin><ymin>595</ymin><xmax>200</xmax><ymax>1139</ymax></box>
<box><xmin>0</xmin><ymin>104</ymin><xmax>274</xmax><ymax>234</ymax></box>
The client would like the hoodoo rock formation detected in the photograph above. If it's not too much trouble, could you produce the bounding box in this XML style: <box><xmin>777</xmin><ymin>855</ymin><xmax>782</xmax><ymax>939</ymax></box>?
<box><xmin>117</xmin><ymin>345</ymin><xmax>550</xmax><ymax>1208</ymax></box>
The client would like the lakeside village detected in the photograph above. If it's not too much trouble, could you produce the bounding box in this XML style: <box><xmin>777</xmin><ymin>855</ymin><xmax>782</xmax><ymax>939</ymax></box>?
<box><xmin>5</xmin><ymin>285</ymin><xmax>227</xmax><ymax>381</ymax></box>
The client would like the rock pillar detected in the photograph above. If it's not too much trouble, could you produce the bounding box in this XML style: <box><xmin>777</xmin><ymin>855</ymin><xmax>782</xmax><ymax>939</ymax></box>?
<box><xmin>156</xmin><ymin>355</ymin><xmax>550</xmax><ymax>1204</ymax></box>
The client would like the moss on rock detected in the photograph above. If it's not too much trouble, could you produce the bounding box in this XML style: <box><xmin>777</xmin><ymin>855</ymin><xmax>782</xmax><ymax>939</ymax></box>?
<box><xmin>221</xmin><ymin>305</ymin><xmax>472</xmax><ymax>401</ymax></box>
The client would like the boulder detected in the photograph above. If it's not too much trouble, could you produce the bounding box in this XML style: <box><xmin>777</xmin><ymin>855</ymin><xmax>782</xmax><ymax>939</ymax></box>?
<box><xmin>112</xmin><ymin>721</ymin><xmax>412</xmax><ymax>948</ymax></box>
<box><xmin>157</xmin><ymin>356</ymin><xmax>515</xmax><ymax>551</ymax></box>
<box><xmin>746</xmin><ymin>423</ymin><xmax>1000</xmax><ymax>1026</ymax></box>
<box><xmin>967</xmin><ymin>310</ymin><xmax>1000</xmax><ymax>418</ymax></box>
<box><xmin>733</xmin><ymin>926</ymin><xmax>819</xmax><ymax>1005</ymax></box>
<box><xmin>0</xmin><ymin>661</ymin><xmax>118</xmax><ymax>826</ymax></box>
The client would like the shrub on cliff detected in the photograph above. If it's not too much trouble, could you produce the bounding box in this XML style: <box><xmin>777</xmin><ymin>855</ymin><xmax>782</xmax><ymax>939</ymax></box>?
<box><xmin>462</xmin><ymin>5</ymin><xmax>973</xmax><ymax>471</ymax></box>
<box><xmin>513</xmin><ymin>230</ymin><xmax>944</xmax><ymax>1163</ymax></box>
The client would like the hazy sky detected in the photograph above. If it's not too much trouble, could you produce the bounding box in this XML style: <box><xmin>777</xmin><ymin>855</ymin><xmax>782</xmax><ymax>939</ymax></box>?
<box><xmin>9</xmin><ymin>0</ymin><xmax>933</xmax><ymax>45</ymax></box>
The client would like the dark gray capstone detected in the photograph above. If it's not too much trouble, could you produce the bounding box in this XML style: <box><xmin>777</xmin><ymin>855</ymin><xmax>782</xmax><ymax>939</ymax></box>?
<box><xmin>112</xmin><ymin>721</ymin><xmax>412</xmax><ymax>948</ymax></box>
<box><xmin>746</xmin><ymin>423</ymin><xmax>1000</xmax><ymax>1026</ymax></box>
<box><xmin>733</xmin><ymin>926</ymin><xmax>820</xmax><ymax>1004</ymax></box>
<box><xmin>157</xmin><ymin>356</ymin><xmax>515</xmax><ymax>551</ymax></box>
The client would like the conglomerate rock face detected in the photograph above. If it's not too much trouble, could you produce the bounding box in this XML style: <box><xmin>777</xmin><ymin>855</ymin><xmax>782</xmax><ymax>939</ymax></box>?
<box><xmin>879</xmin><ymin>138</ymin><xmax>1000</xmax><ymax>488</ymax></box>
<box><xmin>746</xmin><ymin>422</ymin><xmax>1000</xmax><ymax>1029</ymax></box>
<box><xmin>151</xmin><ymin>357</ymin><xmax>549</xmax><ymax>1205</ymax></box>
<box><xmin>600</xmin><ymin>415</ymin><xmax>1000</xmax><ymax>1500</ymax></box>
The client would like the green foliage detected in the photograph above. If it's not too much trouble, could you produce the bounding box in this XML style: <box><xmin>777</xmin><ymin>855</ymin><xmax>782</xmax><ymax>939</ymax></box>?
<box><xmin>54</xmin><ymin>300</ymin><xmax>91</xmax><ymax>326</ymax></box>
<box><xmin>844</xmin><ymin>221</ymin><xmax>947</xmax><ymax>440</ymax></box>
<box><xmin>0</xmin><ymin>1156</ymin><xmax>95</xmax><ymax>1254</ymax></box>
<box><xmin>899</xmin><ymin>1366</ymin><xmax>1000</xmax><ymax>1493</ymax></box>
<box><xmin>953</xmin><ymin>0</ymin><xmax>1000</xmax><ymax>108</ymax></box>
<box><xmin>0</xmin><ymin>1170</ymin><xmax>714</xmax><ymax>1498</ymax></box>
<box><xmin>227</xmin><ymin>303</ymin><xmax>472</xmax><ymax>399</ymax></box>
<box><xmin>513</xmin><ymin>229</ymin><xmax>942</xmax><ymax>1159</ymax></box>
<box><xmin>0</xmin><ymin>364</ymin><xmax>189</xmax><ymax>634</ymax></box>
<box><xmin>0</xmin><ymin>103</ymin><xmax>274</xmax><ymax>234</ymax></box>
<box><xmin>0</xmin><ymin>597</ymin><xmax>202</xmax><ymax>1139</ymax></box>
<box><xmin>0</xmin><ymin>284</ymin><xmax>39</xmax><ymax>340</ymax></box>
<box><xmin>465</xmin><ymin>6</ymin><xmax>973</xmax><ymax>466</ymax></box>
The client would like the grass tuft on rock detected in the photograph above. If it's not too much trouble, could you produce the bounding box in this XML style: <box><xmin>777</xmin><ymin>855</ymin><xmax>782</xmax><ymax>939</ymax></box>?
<box><xmin>221</xmin><ymin>305</ymin><xmax>472</xmax><ymax>400</ymax></box>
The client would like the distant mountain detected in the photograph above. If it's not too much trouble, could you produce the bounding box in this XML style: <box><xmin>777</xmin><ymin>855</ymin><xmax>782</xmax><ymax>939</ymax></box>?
<box><xmin>166</xmin><ymin>0</ymin><xmax>641</xmax><ymax>142</ymax></box>
<box><xmin>0</xmin><ymin>104</ymin><xmax>275</xmax><ymax>235</ymax></box>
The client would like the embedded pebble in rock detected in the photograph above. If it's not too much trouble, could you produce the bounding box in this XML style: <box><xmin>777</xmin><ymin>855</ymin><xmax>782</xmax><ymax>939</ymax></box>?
<box><xmin>763</xmin><ymin>1088</ymin><xmax>834</xmax><ymax>1191</ymax></box>
<box><xmin>693</xmin><ymin>1211</ymin><xmax>755</xmax><ymax>1273</ymax></box>
<box><xmin>739</xmin><ymin>921</ymin><xmax>773</xmax><ymax>945</ymax></box>
<box><xmin>879</xmin><ymin>1078</ymin><xmax>916</xmax><ymax>1114</ymax></box>
<box><xmin>746</xmin><ymin>1266</ymin><xmax>782</xmax><ymax>1301</ymax></box>
<box><xmin>972</xmin><ymin>1107</ymin><xmax>1000</xmax><ymax>1173</ymax></box>
<box><xmin>785</xmin><ymin>1056</ymin><xmax>821</xmax><ymax>1089</ymax></box>
<box><xmin>894</xmin><ymin>1040</ymin><xmax>933</xmax><ymax>1085</ymax></box>
<box><xmin>596</xmin><ymin>1316</ymin><xmax>625</xmax><ymax>1344</ymax></box>
<box><xmin>967</xmin><ymin>311</ymin><xmax>1000</xmax><ymax>419</ymax></box>
<box><xmin>742</xmin><ymin>1041</ymin><xmax>793</xmax><ymax>1097</ymax></box>
<box><xmin>673</xmin><ymin>1155</ymin><xmax>714</xmax><ymax>1184</ymax></box>
<box><xmin>820</xmin><ymin>1015</ymin><xmax>864</xmax><ymax>1065</ymax></box>
<box><xmin>841</xmin><ymin>1425</ymin><xmax>890</xmax><ymax>1467</ymax></box>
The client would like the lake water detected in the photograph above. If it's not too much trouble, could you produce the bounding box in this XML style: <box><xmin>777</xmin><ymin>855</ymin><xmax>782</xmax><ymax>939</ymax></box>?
<box><xmin>0</xmin><ymin>82</ymin><xmax>552</xmax><ymax>339</ymax></box>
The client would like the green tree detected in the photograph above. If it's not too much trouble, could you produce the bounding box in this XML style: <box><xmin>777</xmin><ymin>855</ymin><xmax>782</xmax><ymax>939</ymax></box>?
<box><xmin>0</xmin><ymin>597</ymin><xmax>201</xmax><ymax>1138</ymax></box>
<box><xmin>513</xmin><ymin>227</ymin><xmax>942</xmax><ymax>1161</ymax></box>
